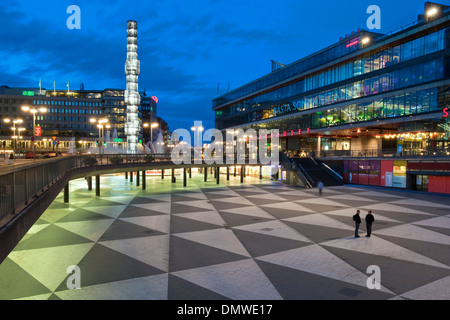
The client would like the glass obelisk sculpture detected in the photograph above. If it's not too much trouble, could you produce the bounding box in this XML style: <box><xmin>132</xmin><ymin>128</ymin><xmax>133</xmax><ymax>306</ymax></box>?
<box><xmin>124</xmin><ymin>20</ymin><xmax>141</xmax><ymax>154</ymax></box>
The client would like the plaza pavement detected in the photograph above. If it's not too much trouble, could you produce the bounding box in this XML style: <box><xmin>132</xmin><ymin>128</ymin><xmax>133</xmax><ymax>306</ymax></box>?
<box><xmin>0</xmin><ymin>172</ymin><xmax>449</xmax><ymax>300</ymax></box>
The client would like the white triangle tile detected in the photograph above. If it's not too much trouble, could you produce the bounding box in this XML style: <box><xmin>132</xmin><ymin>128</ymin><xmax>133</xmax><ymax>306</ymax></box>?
<box><xmin>295</xmin><ymin>198</ymin><xmax>350</xmax><ymax>207</ymax></box>
<box><xmin>374</xmin><ymin>224</ymin><xmax>450</xmax><ymax>245</ymax></box>
<box><xmin>173</xmin><ymin>229</ymin><xmax>251</xmax><ymax>257</ymax></box>
<box><xmin>261</xmin><ymin>201</ymin><xmax>315</xmax><ymax>213</ymax></box>
<box><xmin>104</xmin><ymin>196</ymin><xmax>136</xmax><ymax>205</ymax></box>
<box><xmin>320</xmin><ymin>208</ymin><xmax>401</xmax><ymax>223</ymax></box>
<box><xmin>320</xmin><ymin>236</ymin><xmax>450</xmax><ymax>270</ymax></box>
<box><xmin>354</xmin><ymin>190</ymin><xmax>406</xmax><ymax>198</ymax></box>
<box><xmin>174</xmin><ymin>200</ymin><xmax>216</xmax><ymax>211</ymax></box>
<box><xmin>210</xmin><ymin>196</ymin><xmax>255</xmax><ymax>206</ymax></box>
<box><xmin>325</xmin><ymin>194</ymin><xmax>379</xmax><ymax>202</ymax></box>
<box><xmin>220</xmin><ymin>206</ymin><xmax>275</xmax><ymax>219</ymax></box>
<box><xmin>82</xmin><ymin>205</ymin><xmax>128</xmax><ymax>219</ymax></box>
<box><xmin>131</xmin><ymin>202</ymin><xmax>171</xmax><ymax>214</ymax></box>
<box><xmin>8</xmin><ymin>243</ymin><xmax>95</xmax><ymax>292</ymax></box>
<box><xmin>55</xmin><ymin>219</ymin><xmax>115</xmax><ymax>242</ymax></box>
<box><xmin>100</xmin><ymin>235</ymin><xmax>169</xmax><ymax>272</ymax></box>
<box><xmin>256</xmin><ymin>244</ymin><xmax>394</xmax><ymax>294</ymax></box>
<box><xmin>174</xmin><ymin>192</ymin><xmax>208</xmax><ymax>200</ymax></box>
<box><xmin>174</xmin><ymin>210</ymin><xmax>227</xmax><ymax>226</ymax></box>
<box><xmin>359</xmin><ymin>203</ymin><xmax>435</xmax><ymax>216</ymax></box>
<box><xmin>413</xmin><ymin>216</ymin><xmax>450</xmax><ymax>230</ymax></box>
<box><xmin>388</xmin><ymin>198</ymin><xmax>450</xmax><ymax>209</ymax></box>
<box><xmin>55</xmin><ymin>274</ymin><xmax>168</xmax><ymax>300</ymax></box>
<box><xmin>283</xmin><ymin>214</ymin><xmax>354</xmax><ymax>231</ymax></box>
<box><xmin>138</xmin><ymin>194</ymin><xmax>172</xmax><ymax>202</ymax></box>
<box><xmin>172</xmin><ymin>259</ymin><xmax>283</xmax><ymax>300</ymax></box>
<box><xmin>205</xmin><ymin>189</ymin><xmax>242</xmax><ymax>197</ymax></box>
<box><xmin>275</xmin><ymin>190</ymin><xmax>317</xmax><ymax>197</ymax></box>
<box><xmin>245</xmin><ymin>193</ymin><xmax>288</xmax><ymax>201</ymax></box>
<box><xmin>400</xmin><ymin>276</ymin><xmax>450</xmax><ymax>300</ymax></box>
<box><xmin>119</xmin><ymin>215</ymin><xmax>170</xmax><ymax>234</ymax></box>
<box><xmin>233</xmin><ymin>220</ymin><xmax>312</xmax><ymax>243</ymax></box>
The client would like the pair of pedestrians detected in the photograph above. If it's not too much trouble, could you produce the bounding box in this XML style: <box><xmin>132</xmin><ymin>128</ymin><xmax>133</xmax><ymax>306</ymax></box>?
<box><xmin>352</xmin><ymin>210</ymin><xmax>375</xmax><ymax>238</ymax></box>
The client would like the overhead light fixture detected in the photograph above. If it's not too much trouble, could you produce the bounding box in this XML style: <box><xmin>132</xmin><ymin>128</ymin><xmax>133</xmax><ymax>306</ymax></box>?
<box><xmin>426</xmin><ymin>7</ymin><xmax>438</xmax><ymax>17</ymax></box>
<box><xmin>362</xmin><ymin>37</ymin><xmax>370</xmax><ymax>45</ymax></box>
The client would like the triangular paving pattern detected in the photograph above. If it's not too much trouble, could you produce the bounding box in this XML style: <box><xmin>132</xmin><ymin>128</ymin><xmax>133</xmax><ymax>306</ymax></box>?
<box><xmin>1</xmin><ymin>174</ymin><xmax>449</xmax><ymax>300</ymax></box>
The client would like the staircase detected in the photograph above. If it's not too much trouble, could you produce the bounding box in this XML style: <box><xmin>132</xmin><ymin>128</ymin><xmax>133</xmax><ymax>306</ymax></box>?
<box><xmin>291</xmin><ymin>157</ymin><xmax>343</xmax><ymax>187</ymax></box>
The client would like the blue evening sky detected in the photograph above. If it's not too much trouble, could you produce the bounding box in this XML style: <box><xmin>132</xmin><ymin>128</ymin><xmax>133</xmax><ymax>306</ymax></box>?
<box><xmin>0</xmin><ymin>0</ymin><xmax>439</xmax><ymax>131</ymax></box>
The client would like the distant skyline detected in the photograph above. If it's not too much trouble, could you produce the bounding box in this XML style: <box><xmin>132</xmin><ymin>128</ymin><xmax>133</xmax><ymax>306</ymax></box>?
<box><xmin>0</xmin><ymin>0</ymin><xmax>436</xmax><ymax>131</ymax></box>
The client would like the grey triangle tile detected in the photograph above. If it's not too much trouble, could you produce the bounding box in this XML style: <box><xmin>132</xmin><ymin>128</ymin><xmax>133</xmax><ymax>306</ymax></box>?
<box><xmin>168</xmin><ymin>274</ymin><xmax>230</xmax><ymax>300</ymax></box>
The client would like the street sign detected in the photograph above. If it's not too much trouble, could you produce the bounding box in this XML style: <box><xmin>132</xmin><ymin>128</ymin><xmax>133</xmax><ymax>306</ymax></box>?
<box><xmin>35</xmin><ymin>126</ymin><xmax>42</xmax><ymax>137</ymax></box>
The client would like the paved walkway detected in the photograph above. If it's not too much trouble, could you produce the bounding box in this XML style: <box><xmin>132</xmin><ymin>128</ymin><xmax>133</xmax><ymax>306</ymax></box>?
<box><xmin>0</xmin><ymin>173</ymin><xmax>449</xmax><ymax>300</ymax></box>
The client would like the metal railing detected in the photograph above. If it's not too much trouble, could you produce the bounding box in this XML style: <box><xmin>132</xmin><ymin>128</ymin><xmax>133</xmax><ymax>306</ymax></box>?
<box><xmin>0</xmin><ymin>153</ymin><xmax>173</xmax><ymax>222</ymax></box>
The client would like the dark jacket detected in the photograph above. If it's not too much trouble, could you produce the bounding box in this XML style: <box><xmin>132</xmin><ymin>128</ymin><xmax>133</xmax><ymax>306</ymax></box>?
<box><xmin>365</xmin><ymin>213</ymin><xmax>375</xmax><ymax>224</ymax></box>
<box><xmin>353</xmin><ymin>214</ymin><xmax>361</xmax><ymax>224</ymax></box>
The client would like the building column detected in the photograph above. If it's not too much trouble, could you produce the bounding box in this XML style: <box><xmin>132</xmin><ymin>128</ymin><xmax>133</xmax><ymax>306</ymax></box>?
<box><xmin>316</xmin><ymin>137</ymin><xmax>321</xmax><ymax>158</ymax></box>
<box><xmin>227</xmin><ymin>166</ymin><xmax>230</xmax><ymax>181</ymax></box>
<box><xmin>172</xmin><ymin>169</ymin><xmax>175</xmax><ymax>183</ymax></box>
<box><xmin>161</xmin><ymin>169</ymin><xmax>164</xmax><ymax>180</ymax></box>
<box><xmin>130</xmin><ymin>171</ymin><xmax>133</xmax><ymax>183</ymax></box>
<box><xmin>136</xmin><ymin>171</ymin><xmax>140</xmax><ymax>186</ymax></box>
<box><xmin>125</xmin><ymin>172</ymin><xmax>128</xmax><ymax>179</ymax></box>
<box><xmin>216</xmin><ymin>167</ymin><xmax>220</xmax><ymax>184</ymax></box>
<box><xmin>64</xmin><ymin>183</ymin><xmax>69</xmax><ymax>203</ymax></box>
<box><xmin>96</xmin><ymin>175</ymin><xmax>100</xmax><ymax>197</ymax></box>
<box><xmin>204</xmin><ymin>167</ymin><xmax>208</xmax><ymax>182</ymax></box>
<box><xmin>260</xmin><ymin>165</ymin><xmax>263</xmax><ymax>180</ymax></box>
<box><xmin>142</xmin><ymin>170</ymin><xmax>146</xmax><ymax>190</ymax></box>
<box><xmin>189</xmin><ymin>168</ymin><xmax>192</xmax><ymax>178</ymax></box>
<box><xmin>183</xmin><ymin>168</ymin><xmax>187</xmax><ymax>187</ymax></box>
<box><xmin>87</xmin><ymin>176</ymin><xmax>92</xmax><ymax>191</ymax></box>
<box><xmin>240</xmin><ymin>166</ymin><xmax>244</xmax><ymax>183</ymax></box>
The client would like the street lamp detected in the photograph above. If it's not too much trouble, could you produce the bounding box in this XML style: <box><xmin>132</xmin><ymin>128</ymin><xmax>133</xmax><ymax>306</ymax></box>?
<box><xmin>90</xmin><ymin>118</ymin><xmax>109</xmax><ymax>153</ymax></box>
<box><xmin>4</xmin><ymin>118</ymin><xmax>23</xmax><ymax>159</ymax></box>
<box><xmin>22</xmin><ymin>106</ymin><xmax>47</xmax><ymax>160</ymax></box>
<box><xmin>143</xmin><ymin>122</ymin><xmax>159</xmax><ymax>151</ymax></box>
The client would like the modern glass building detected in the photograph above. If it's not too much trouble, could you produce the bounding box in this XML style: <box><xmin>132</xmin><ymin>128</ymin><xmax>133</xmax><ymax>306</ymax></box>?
<box><xmin>213</xmin><ymin>2</ymin><xmax>450</xmax><ymax>193</ymax></box>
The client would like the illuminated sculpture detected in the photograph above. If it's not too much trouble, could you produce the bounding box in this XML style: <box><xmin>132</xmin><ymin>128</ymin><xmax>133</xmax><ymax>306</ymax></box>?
<box><xmin>124</xmin><ymin>20</ymin><xmax>141</xmax><ymax>154</ymax></box>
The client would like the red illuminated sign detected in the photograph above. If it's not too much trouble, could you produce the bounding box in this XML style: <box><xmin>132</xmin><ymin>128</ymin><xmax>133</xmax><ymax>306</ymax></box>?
<box><xmin>444</xmin><ymin>108</ymin><xmax>449</xmax><ymax>118</ymax></box>
<box><xmin>151</xmin><ymin>96</ymin><xmax>159</xmax><ymax>103</ymax></box>
<box><xmin>35</xmin><ymin>126</ymin><xmax>42</xmax><ymax>137</ymax></box>
<box><xmin>346</xmin><ymin>40</ymin><xmax>359</xmax><ymax>48</ymax></box>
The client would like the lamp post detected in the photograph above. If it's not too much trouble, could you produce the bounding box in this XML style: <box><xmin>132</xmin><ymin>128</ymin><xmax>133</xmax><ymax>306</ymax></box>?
<box><xmin>4</xmin><ymin>118</ymin><xmax>23</xmax><ymax>159</ymax></box>
<box><xmin>90</xmin><ymin>118</ymin><xmax>109</xmax><ymax>154</ymax></box>
<box><xmin>22</xmin><ymin>106</ymin><xmax>47</xmax><ymax>161</ymax></box>
<box><xmin>143</xmin><ymin>122</ymin><xmax>159</xmax><ymax>152</ymax></box>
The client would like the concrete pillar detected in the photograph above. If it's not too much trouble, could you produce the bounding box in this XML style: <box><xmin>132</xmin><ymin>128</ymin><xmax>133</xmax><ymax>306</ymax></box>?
<box><xmin>130</xmin><ymin>171</ymin><xmax>133</xmax><ymax>183</ymax></box>
<box><xmin>96</xmin><ymin>175</ymin><xmax>100</xmax><ymax>197</ymax></box>
<box><xmin>142</xmin><ymin>170</ymin><xmax>146</xmax><ymax>190</ymax></box>
<box><xmin>183</xmin><ymin>168</ymin><xmax>187</xmax><ymax>187</ymax></box>
<box><xmin>172</xmin><ymin>169</ymin><xmax>175</xmax><ymax>183</ymax></box>
<box><xmin>64</xmin><ymin>183</ymin><xmax>69</xmax><ymax>203</ymax></box>
<box><xmin>161</xmin><ymin>169</ymin><xmax>164</xmax><ymax>180</ymax></box>
<box><xmin>227</xmin><ymin>166</ymin><xmax>230</xmax><ymax>181</ymax></box>
<box><xmin>204</xmin><ymin>167</ymin><xmax>207</xmax><ymax>182</ymax></box>
<box><xmin>240</xmin><ymin>166</ymin><xmax>244</xmax><ymax>183</ymax></box>
<box><xmin>189</xmin><ymin>168</ymin><xmax>192</xmax><ymax>178</ymax></box>
<box><xmin>125</xmin><ymin>172</ymin><xmax>128</xmax><ymax>179</ymax></box>
<box><xmin>260</xmin><ymin>166</ymin><xmax>263</xmax><ymax>179</ymax></box>
<box><xmin>216</xmin><ymin>167</ymin><xmax>220</xmax><ymax>184</ymax></box>
<box><xmin>316</xmin><ymin>137</ymin><xmax>321</xmax><ymax>158</ymax></box>
<box><xmin>87</xmin><ymin>176</ymin><xmax>92</xmax><ymax>191</ymax></box>
<box><xmin>136</xmin><ymin>171</ymin><xmax>140</xmax><ymax>186</ymax></box>
<box><xmin>234</xmin><ymin>166</ymin><xmax>236</xmax><ymax>177</ymax></box>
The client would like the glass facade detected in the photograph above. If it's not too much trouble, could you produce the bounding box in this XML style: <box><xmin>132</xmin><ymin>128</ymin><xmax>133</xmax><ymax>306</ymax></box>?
<box><xmin>214</xmin><ymin>28</ymin><xmax>449</xmax><ymax>131</ymax></box>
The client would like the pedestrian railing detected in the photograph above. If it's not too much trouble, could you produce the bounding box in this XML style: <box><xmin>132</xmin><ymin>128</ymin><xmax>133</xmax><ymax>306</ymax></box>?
<box><xmin>0</xmin><ymin>153</ymin><xmax>173</xmax><ymax>222</ymax></box>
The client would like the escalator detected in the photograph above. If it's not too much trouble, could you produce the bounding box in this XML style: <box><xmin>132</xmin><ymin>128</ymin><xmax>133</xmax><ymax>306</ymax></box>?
<box><xmin>291</xmin><ymin>157</ymin><xmax>344</xmax><ymax>187</ymax></box>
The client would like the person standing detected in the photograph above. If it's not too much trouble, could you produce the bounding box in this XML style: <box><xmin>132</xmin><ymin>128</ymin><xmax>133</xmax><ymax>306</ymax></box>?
<box><xmin>317</xmin><ymin>181</ymin><xmax>324</xmax><ymax>196</ymax></box>
<box><xmin>365</xmin><ymin>210</ymin><xmax>375</xmax><ymax>237</ymax></box>
<box><xmin>353</xmin><ymin>210</ymin><xmax>361</xmax><ymax>238</ymax></box>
